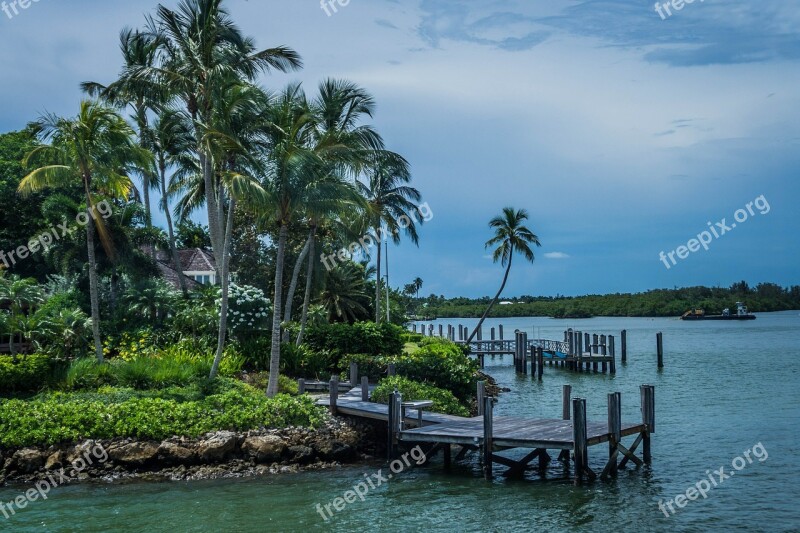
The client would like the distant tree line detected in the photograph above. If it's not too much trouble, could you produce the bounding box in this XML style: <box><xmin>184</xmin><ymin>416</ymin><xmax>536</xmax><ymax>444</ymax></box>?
<box><xmin>419</xmin><ymin>282</ymin><xmax>800</xmax><ymax>318</ymax></box>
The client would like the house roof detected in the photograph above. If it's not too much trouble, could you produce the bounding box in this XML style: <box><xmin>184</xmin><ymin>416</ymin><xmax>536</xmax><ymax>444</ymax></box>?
<box><xmin>139</xmin><ymin>246</ymin><xmax>217</xmax><ymax>291</ymax></box>
<box><xmin>178</xmin><ymin>248</ymin><xmax>216</xmax><ymax>272</ymax></box>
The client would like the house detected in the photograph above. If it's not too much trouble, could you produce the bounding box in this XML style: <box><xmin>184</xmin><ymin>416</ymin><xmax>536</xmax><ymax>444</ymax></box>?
<box><xmin>146</xmin><ymin>247</ymin><xmax>218</xmax><ymax>290</ymax></box>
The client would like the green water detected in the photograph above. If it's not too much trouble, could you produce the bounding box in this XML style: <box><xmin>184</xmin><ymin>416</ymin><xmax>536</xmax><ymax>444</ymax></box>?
<box><xmin>2</xmin><ymin>313</ymin><xmax>799</xmax><ymax>532</ymax></box>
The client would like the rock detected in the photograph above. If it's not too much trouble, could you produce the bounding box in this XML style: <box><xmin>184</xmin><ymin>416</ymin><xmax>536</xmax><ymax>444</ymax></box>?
<box><xmin>314</xmin><ymin>440</ymin><xmax>356</xmax><ymax>462</ymax></box>
<box><xmin>158</xmin><ymin>442</ymin><xmax>198</xmax><ymax>465</ymax></box>
<box><xmin>66</xmin><ymin>440</ymin><xmax>98</xmax><ymax>464</ymax></box>
<box><xmin>242</xmin><ymin>435</ymin><xmax>286</xmax><ymax>463</ymax></box>
<box><xmin>197</xmin><ymin>432</ymin><xmax>237</xmax><ymax>462</ymax></box>
<box><xmin>11</xmin><ymin>448</ymin><xmax>46</xmax><ymax>474</ymax></box>
<box><xmin>287</xmin><ymin>445</ymin><xmax>315</xmax><ymax>465</ymax></box>
<box><xmin>108</xmin><ymin>442</ymin><xmax>159</xmax><ymax>466</ymax></box>
<box><xmin>45</xmin><ymin>451</ymin><xmax>65</xmax><ymax>470</ymax></box>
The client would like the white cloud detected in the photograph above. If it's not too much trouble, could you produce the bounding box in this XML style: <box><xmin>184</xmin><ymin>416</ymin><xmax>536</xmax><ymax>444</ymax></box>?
<box><xmin>544</xmin><ymin>252</ymin><xmax>570</xmax><ymax>259</ymax></box>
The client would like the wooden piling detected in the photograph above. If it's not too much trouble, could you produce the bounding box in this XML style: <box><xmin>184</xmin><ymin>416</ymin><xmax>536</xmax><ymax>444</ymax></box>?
<box><xmin>572</xmin><ymin>397</ymin><xmax>588</xmax><ymax>485</ymax></box>
<box><xmin>621</xmin><ymin>330</ymin><xmax>627</xmax><ymax>363</ymax></box>
<box><xmin>490</xmin><ymin>327</ymin><xmax>495</xmax><ymax>341</ymax></box>
<box><xmin>329</xmin><ymin>375</ymin><xmax>339</xmax><ymax>415</ymax></box>
<box><xmin>349</xmin><ymin>362</ymin><xmax>358</xmax><ymax>386</ymax></box>
<box><xmin>412</xmin><ymin>324</ymin><xmax>417</xmax><ymax>333</ymax></box>
<box><xmin>439</xmin><ymin>324</ymin><xmax>443</xmax><ymax>337</ymax></box>
<box><xmin>537</xmin><ymin>347</ymin><xmax>544</xmax><ymax>380</ymax></box>
<box><xmin>388</xmin><ymin>363</ymin><xmax>396</xmax><ymax>377</ymax></box>
<box><xmin>577</xmin><ymin>331</ymin><xmax>583</xmax><ymax>372</ymax></box>
<box><xmin>477</xmin><ymin>327</ymin><xmax>482</xmax><ymax>341</ymax></box>
<box><xmin>609</xmin><ymin>335</ymin><xmax>616</xmax><ymax>374</ymax></box>
<box><xmin>530</xmin><ymin>346</ymin><xmax>537</xmax><ymax>377</ymax></box>
<box><xmin>562</xmin><ymin>385</ymin><xmax>572</xmax><ymax>420</ymax></box>
<box><xmin>483</xmin><ymin>395</ymin><xmax>494</xmax><ymax>480</ymax></box>
<box><xmin>298</xmin><ymin>378</ymin><xmax>306</xmax><ymax>394</ymax></box>
<box><xmin>600</xmin><ymin>335</ymin><xmax>607</xmax><ymax>373</ymax></box>
<box><xmin>499</xmin><ymin>325</ymin><xmax>504</xmax><ymax>340</ymax></box>
<box><xmin>477</xmin><ymin>381</ymin><xmax>486</xmax><ymax>416</ymax></box>
<box><xmin>607</xmin><ymin>392</ymin><xmax>621</xmax><ymax>476</ymax></box>
<box><xmin>657</xmin><ymin>332</ymin><xmax>664</xmax><ymax>368</ymax></box>
<box><xmin>640</xmin><ymin>385</ymin><xmax>655</xmax><ymax>464</ymax></box>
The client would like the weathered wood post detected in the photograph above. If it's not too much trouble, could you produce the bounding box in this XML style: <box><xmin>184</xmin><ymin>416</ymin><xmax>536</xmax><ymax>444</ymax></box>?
<box><xmin>514</xmin><ymin>331</ymin><xmax>521</xmax><ymax>372</ymax></box>
<box><xmin>483</xmin><ymin>395</ymin><xmax>494</xmax><ymax>480</ymax></box>
<box><xmin>530</xmin><ymin>346</ymin><xmax>537</xmax><ymax>378</ymax></box>
<box><xmin>621</xmin><ymin>329</ymin><xmax>627</xmax><ymax>364</ymax></box>
<box><xmin>521</xmin><ymin>333</ymin><xmax>528</xmax><ymax>375</ymax></box>
<box><xmin>572</xmin><ymin>397</ymin><xmax>588</xmax><ymax>485</ymax></box>
<box><xmin>562</xmin><ymin>384</ymin><xmax>572</xmax><ymax>420</ymax></box>
<box><xmin>349</xmin><ymin>362</ymin><xmax>358</xmax><ymax>386</ymax></box>
<box><xmin>576</xmin><ymin>331</ymin><xmax>583</xmax><ymax>372</ymax></box>
<box><xmin>412</xmin><ymin>324</ymin><xmax>417</xmax><ymax>333</ymax></box>
<box><xmin>429</xmin><ymin>324</ymin><xmax>434</xmax><ymax>336</ymax></box>
<box><xmin>477</xmin><ymin>380</ymin><xmax>486</xmax><ymax>416</ymax></box>
<box><xmin>584</xmin><ymin>332</ymin><xmax>591</xmax><ymax>369</ymax></box>
<box><xmin>329</xmin><ymin>375</ymin><xmax>339</xmax><ymax>415</ymax></box>
<box><xmin>439</xmin><ymin>324</ymin><xmax>443</xmax><ymax>337</ymax></box>
<box><xmin>387</xmin><ymin>391</ymin><xmax>402</xmax><ymax>459</ymax></box>
<box><xmin>490</xmin><ymin>327</ymin><xmax>495</xmax><ymax>341</ymax></box>
<box><xmin>537</xmin><ymin>347</ymin><xmax>544</xmax><ymax>380</ymax></box>
<box><xmin>361</xmin><ymin>376</ymin><xmax>369</xmax><ymax>401</ymax></box>
<box><xmin>656</xmin><ymin>332</ymin><xmax>664</xmax><ymax>368</ymax></box>
<box><xmin>458</xmin><ymin>325</ymin><xmax>463</xmax><ymax>340</ymax></box>
<box><xmin>388</xmin><ymin>363</ymin><xmax>396</xmax><ymax>377</ymax></box>
<box><xmin>600</xmin><ymin>335</ymin><xmax>608</xmax><ymax>373</ymax></box>
<box><xmin>499</xmin><ymin>325</ymin><xmax>504</xmax><ymax>340</ymax></box>
<box><xmin>641</xmin><ymin>385</ymin><xmax>655</xmax><ymax>464</ymax></box>
<box><xmin>477</xmin><ymin>326</ymin><xmax>482</xmax><ymax>341</ymax></box>
<box><xmin>607</xmin><ymin>392</ymin><xmax>621</xmax><ymax>476</ymax></box>
<box><xmin>609</xmin><ymin>335</ymin><xmax>616</xmax><ymax>374</ymax></box>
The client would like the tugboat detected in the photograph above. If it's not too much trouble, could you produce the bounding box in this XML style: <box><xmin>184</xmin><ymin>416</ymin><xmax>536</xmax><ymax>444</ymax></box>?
<box><xmin>681</xmin><ymin>302</ymin><xmax>756</xmax><ymax>321</ymax></box>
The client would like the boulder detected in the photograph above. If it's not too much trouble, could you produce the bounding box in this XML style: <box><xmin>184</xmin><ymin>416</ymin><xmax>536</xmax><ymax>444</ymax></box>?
<box><xmin>108</xmin><ymin>442</ymin><xmax>159</xmax><ymax>466</ymax></box>
<box><xmin>158</xmin><ymin>442</ymin><xmax>198</xmax><ymax>465</ymax></box>
<box><xmin>242</xmin><ymin>435</ymin><xmax>286</xmax><ymax>463</ymax></box>
<box><xmin>197</xmin><ymin>432</ymin><xmax>237</xmax><ymax>462</ymax></box>
<box><xmin>287</xmin><ymin>445</ymin><xmax>315</xmax><ymax>465</ymax></box>
<box><xmin>313</xmin><ymin>440</ymin><xmax>356</xmax><ymax>462</ymax></box>
<box><xmin>11</xmin><ymin>448</ymin><xmax>46</xmax><ymax>473</ymax></box>
<box><xmin>45</xmin><ymin>451</ymin><xmax>65</xmax><ymax>470</ymax></box>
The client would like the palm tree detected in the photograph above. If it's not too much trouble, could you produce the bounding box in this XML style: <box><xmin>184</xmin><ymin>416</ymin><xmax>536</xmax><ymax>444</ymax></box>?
<box><xmin>33</xmin><ymin>308</ymin><xmax>92</xmax><ymax>360</ymax></box>
<box><xmin>413</xmin><ymin>277</ymin><xmax>423</xmax><ymax>299</ymax></box>
<box><xmin>357</xmin><ymin>151</ymin><xmax>421</xmax><ymax>323</ymax></box>
<box><xmin>139</xmin><ymin>0</ymin><xmax>301</xmax><ymax>378</ymax></box>
<box><xmin>0</xmin><ymin>275</ymin><xmax>45</xmax><ymax>357</ymax></box>
<box><xmin>467</xmin><ymin>208</ymin><xmax>541</xmax><ymax>343</ymax></box>
<box><xmin>319</xmin><ymin>262</ymin><xmax>372</xmax><ymax>323</ymax></box>
<box><xmin>19</xmin><ymin>101</ymin><xmax>149</xmax><ymax>362</ymax></box>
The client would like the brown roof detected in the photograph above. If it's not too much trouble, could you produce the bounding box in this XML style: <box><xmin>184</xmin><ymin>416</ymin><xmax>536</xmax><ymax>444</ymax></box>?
<box><xmin>139</xmin><ymin>245</ymin><xmax>216</xmax><ymax>291</ymax></box>
<box><xmin>178</xmin><ymin>248</ymin><xmax>217</xmax><ymax>272</ymax></box>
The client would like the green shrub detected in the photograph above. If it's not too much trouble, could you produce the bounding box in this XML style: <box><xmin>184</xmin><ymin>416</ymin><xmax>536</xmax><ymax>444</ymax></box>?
<box><xmin>401</xmin><ymin>333</ymin><xmax>424</xmax><ymax>343</ymax></box>
<box><xmin>394</xmin><ymin>339</ymin><xmax>478</xmax><ymax>402</ymax></box>
<box><xmin>337</xmin><ymin>354</ymin><xmax>391</xmax><ymax>381</ymax></box>
<box><xmin>241</xmin><ymin>372</ymin><xmax>300</xmax><ymax>395</ymax></box>
<box><xmin>304</xmin><ymin>322</ymin><xmax>404</xmax><ymax>356</ymax></box>
<box><xmin>371</xmin><ymin>376</ymin><xmax>470</xmax><ymax>417</ymax></box>
<box><xmin>0</xmin><ymin>354</ymin><xmax>54</xmax><ymax>394</ymax></box>
<box><xmin>279</xmin><ymin>343</ymin><xmax>337</xmax><ymax>379</ymax></box>
<box><xmin>0</xmin><ymin>379</ymin><xmax>325</xmax><ymax>447</ymax></box>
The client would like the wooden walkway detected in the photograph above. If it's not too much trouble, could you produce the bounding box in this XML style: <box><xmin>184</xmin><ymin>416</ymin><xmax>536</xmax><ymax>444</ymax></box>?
<box><xmin>317</xmin><ymin>383</ymin><xmax>655</xmax><ymax>484</ymax></box>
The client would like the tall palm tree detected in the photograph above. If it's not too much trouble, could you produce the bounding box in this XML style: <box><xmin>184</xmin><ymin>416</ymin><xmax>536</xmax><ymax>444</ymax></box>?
<box><xmin>19</xmin><ymin>101</ymin><xmax>149</xmax><ymax>362</ymax></box>
<box><xmin>0</xmin><ymin>275</ymin><xmax>44</xmax><ymax>358</ymax></box>
<box><xmin>357</xmin><ymin>151</ymin><xmax>421</xmax><ymax>323</ymax></box>
<box><xmin>138</xmin><ymin>0</ymin><xmax>301</xmax><ymax>377</ymax></box>
<box><xmin>413</xmin><ymin>277</ymin><xmax>423</xmax><ymax>299</ymax></box>
<box><xmin>467</xmin><ymin>208</ymin><xmax>541</xmax><ymax>343</ymax></box>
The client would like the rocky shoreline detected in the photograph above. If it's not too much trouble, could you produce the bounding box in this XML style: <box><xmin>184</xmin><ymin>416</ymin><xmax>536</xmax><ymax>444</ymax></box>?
<box><xmin>0</xmin><ymin>416</ymin><xmax>381</xmax><ymax>487</ymax></box>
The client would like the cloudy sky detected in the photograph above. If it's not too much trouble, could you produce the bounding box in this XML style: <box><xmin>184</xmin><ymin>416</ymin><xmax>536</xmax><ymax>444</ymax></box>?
<box><xmin>1</xmin><ymin>0</ymin><xmax>798</xmax><ymax>297</ymax></box>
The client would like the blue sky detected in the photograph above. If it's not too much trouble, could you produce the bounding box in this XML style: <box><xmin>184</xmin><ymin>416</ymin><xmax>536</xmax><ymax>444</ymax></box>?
<box><xmin>1</xmin><ymin>0</ymin><xmax>798</xmax><ymax>297</ymax></box>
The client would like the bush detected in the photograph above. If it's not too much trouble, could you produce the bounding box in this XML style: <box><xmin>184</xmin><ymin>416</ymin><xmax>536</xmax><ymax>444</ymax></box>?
<box><xmin>337</xmin><ymin>354</ymin><xmax>391</xmax><ymax>381</ymax></box>
<box><xmin>394</xmin><ymin>339</ymin><xmax>478</xmax><ymax>402</ymax></box>
<box><xmin>371</xmin><ymin>376</ymin><xmax>470</xmax><ymax>417</ymax></box>
<box><xmin>401</xmin><ymin>333</ymin><xmax>424</xmax><ymax>343</ymax></box>
<box><xmin>0</xmin><ymin>354</ymin><xmax>54</xmax><ymax>394</ymax></box>
<box><xmin>0</xmin><ymin>379</ymin><xmax>325</xmax><ymax>447</ymax></box>
<box><xmin>303</xmin><ymin>322</ymin><xmax>404</xmax><ymax>357</ymax></box>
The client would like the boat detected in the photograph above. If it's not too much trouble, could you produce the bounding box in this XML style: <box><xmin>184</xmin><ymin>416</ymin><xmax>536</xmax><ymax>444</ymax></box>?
<box><xmin>681</xmin><ymin>302</ymin><xmax>756</xmax><ymax>321</ymax></box>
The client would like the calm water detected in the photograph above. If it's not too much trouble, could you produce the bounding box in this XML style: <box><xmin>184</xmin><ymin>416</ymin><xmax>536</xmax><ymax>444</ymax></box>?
<box><xmin>2</xmin><ymin>313</ymin><xmax>799</xmax><ymax>532</ymax></box>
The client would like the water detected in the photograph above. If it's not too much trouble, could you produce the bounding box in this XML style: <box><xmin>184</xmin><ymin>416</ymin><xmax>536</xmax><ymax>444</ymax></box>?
<box><xmin>2</xmin><ymin>313</ymin><xmax>799</xmax><ymax>532</ymax></box>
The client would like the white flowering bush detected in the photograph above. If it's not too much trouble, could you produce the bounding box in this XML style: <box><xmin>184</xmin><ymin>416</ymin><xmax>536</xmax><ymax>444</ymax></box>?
<box><xmin>217</xmin><ymin>283</ymin><xmax>272</xmax><ymax>335</ymax></box>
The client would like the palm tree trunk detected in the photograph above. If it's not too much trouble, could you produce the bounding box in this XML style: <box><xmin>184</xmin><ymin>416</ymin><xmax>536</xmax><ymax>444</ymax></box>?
<box><xmin>85</xmin><ymin>205</ymin><xmax>104</xmax><ymax>363</ymax></box>
<box><xmin>282</xmin><ymin>231</ymin><xmax>312</xmax><ymax>340</ymax></box>
<box><xmin>466</xmin><ymin>253</ymin><xmax>513</xmax><ymax>344</ymax></box>
<box><xmin>295</xmin><ymin>227</ymin><xmax>317</xmax><ymax>346</ymax></box>
<box><xmin>142</xmin><ymin>178</ymin><xmax>152</xmax><ymax>228</ymax></box>
<box><xmin>375</xmin><ymin>228</ymin><xmax>381</xmax><ymax>323</ymax></box>
<box><xmin>267</xmin><ymin>223</ymin><xmax>289</xmax><ymax>397</ymax></box>
<box><xmin>210</xmin><ymin>198</ymin><xmax>235</xmax><ymax>379</ymax></box>
<box><xmin>161</xmin><ymin>163</ymin><xmax>188</xmax><ymax>297</ymax></box>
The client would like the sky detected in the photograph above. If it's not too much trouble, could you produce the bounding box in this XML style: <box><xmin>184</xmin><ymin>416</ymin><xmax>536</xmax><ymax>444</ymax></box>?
<box><xmin>0</xmin><ymin>0</ymin><xmax>798</xmax><ymax>298</ymax></box>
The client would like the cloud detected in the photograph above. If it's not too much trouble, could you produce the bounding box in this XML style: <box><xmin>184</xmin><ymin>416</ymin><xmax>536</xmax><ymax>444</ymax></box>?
<box><xmin>544</xmin><ymin>252</ymin><xmax>570</xmax><ymax>260</ymax></box>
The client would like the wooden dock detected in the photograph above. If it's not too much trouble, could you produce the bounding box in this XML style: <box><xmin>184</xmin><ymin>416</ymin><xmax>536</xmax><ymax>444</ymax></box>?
<box><xmin>317</xmin><ymin>381</ymin><xmax>655</xmax><ymax>484</ymax></box>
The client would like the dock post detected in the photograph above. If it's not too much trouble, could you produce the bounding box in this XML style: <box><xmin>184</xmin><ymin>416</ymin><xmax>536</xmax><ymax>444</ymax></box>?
<box><xmin>607</xmin><ymin>392</ymin><xmax>621</xmax><ymax>476</ymax></box>
<box><xmin>521</xmin><ymin>333</ymin><xmax>528</xmax><ymax>375</ymax></box>
<box><xmin>576</xmin><ymin>331</ymin><xmax>583</xmax><ymax>372</ymax></box>
<box><xmin>387</xmin><ymin>391</ymin><xmax>399</xmax><ymax>459</ymax></box>
<box><xmin>530</xmin><ymin>346</ymin><xmax>537</xmax><ymax>378</ymax></box>
<box><xmin>584</xmin><ymin>332</ymin><xmax>590</xmax><ymax>354</ymax></box>
<box><xmin>609</xmin><ymin>335</ymin><xmax>616</xmax><ymax>374</ymax></box>
<box><xmin>438</xmin><ymin>324</ymin><xmax>443</xmax><ymax>337</ymax></box>
<box><xmin>477</xmin><ymin>381</ymin><xmax>486</xmax><ymax>416</ymax></box>
<box><xmin>562</xmin><ymin>384</ymin><xmax>572</xmax><ymax>420</ymax></box>
<box><xmin>298</xmin><ymin>378</ymin><xmax>306</xmax><ymax>395</ymax></box>
<box><xmin>656</xmin><ymin>332</ymin><xmax>664</xmax><ymax>368</ymax></box>
<box><xmin>458</xmin><ymin>325</ymin><xmax>462</xmax><ymax>340</ymax></box>
<box><xmin>499</xmin><ymin>325</ymin><xmax>504</xmax><ymax>340</ymax></box>
<box><xmin>537</xmin><ymin>347</ymin><xmax>544</xmax><ymax>380</ymax></box>
<box><xmin>483</xmin><ymin>395</ymin><xmax>494</xmax><ymax>480</ymax></box>
<box><xmin>640</xmin><ymin>385</ymin><xmax>655</xmax><ymax>464</ymax></box>
<box><xmin>349</xmin><ymin>362</ymin><xmax>358</xmax><ymax>386</ymax></box>
<box><xmin>490</xmin><ymin>327</ymin><xmax>495</xmax><ymax>341</ymax></box>
<box><xmin>514</xmin><ymin>332</ymin><xmax>520</xmax><ymax>372</ymax></box>
<box><xmin>388</xmin><ymin>363</ymin><xmax>396</xmax><ymax>377</ymax></box>
<box><xmin>621</xmin><ymin>330</ymin><xmax>627</xmax><ymax>364</ymax></box>
<box><xmin>477</xmin><ymin>327</ymin><xmax>482</xmax><ymax>341</ymax></box>
<box><xmin>412</xmin><ymin>324</ymin><xmax>417</xmax><ymax>333</ymax></box>
<box><xmin>361</xmin><ymin>376</ymin><xmax>369</xmax><ymax>401</ymax></box>
<box><xmin>329</xmin><ymin>375</ymin><xmax>339</xmax><ymax>415</ymax></box>
<box><xmin>572</xmin><ymin>398</ymin><xmax>588</xmax><ymax>485</ymax></box>
<box><xmin>600</xmin><ymin>335</ymin><xmax>608</xmax><ymax>373</ymax></box>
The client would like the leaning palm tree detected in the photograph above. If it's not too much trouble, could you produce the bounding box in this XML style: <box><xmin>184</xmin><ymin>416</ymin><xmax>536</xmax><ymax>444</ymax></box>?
<box><xmin>19</xmin><ymin>101</ymin><xmax>149</xmax><ymax>362</ymax></box>
<box><xmin>138</xmin><ymin>0</ymin><xmax>301</xmax><ymax>377</ymax></box>
<box><xmin>467</xmin><ymin>208</ymin><xmax>541</xmax><ymax>343</ymax></box>
<box><xmin>357</xmin><ymin>151</ymin><xmax>421</xmax><ymax>323</ymax></box>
